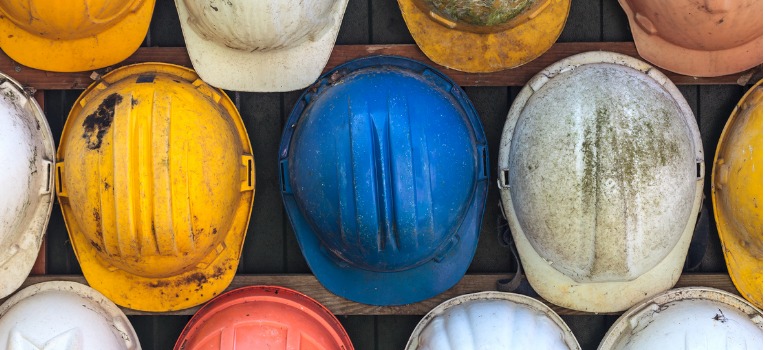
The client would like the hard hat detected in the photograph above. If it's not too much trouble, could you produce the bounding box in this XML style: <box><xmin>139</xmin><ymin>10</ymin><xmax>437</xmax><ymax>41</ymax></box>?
<box><xmin>280</xmin><ymin>55</ymin><xmax>489</xmax><ymax>305</ymax></box>
<box><xmin>0</xmin><ymin>0</ymin><xmax>155</xmax><ymax>72</ymax></box>
<box><xmin>713</xmin><ymin>80</ymin><xmax>763</xmax><ymax>309</ymax></box>
<box><xmin>175</xmin><ymin>0</ymin><xmax>349</xmax><ymax>92</ymax></box>
<box><xmin>618</xmin><ymin>0</ymin><xmax>763</xmax><ymax>77</ymax></box>
<box><xmin>406</xmin><ymin>291</ymin><xmax>580</xmax><ymax>350</ymax></box>
<box><xmin>0</xmin><ymin>74</ymin><xmax>54</xmax><ymax>299</ymax></box>
<box><xmin>56</xmin><ymin>63</ymin><xmax>256</xmax><ymax>312</ymax></box>
<box><xmin>174</xmin><ymin>286</ymin><xmax>353</xmax><ymax>350</ymax></box>
<box><xmin>598</xmin><ymin>287</ymin><xmax>763</xmax><ymax>349</ymax></box>
<box><xmin>0</xmin><ymin>281</ymin><xmax>141</xmax><ymax>349</ymax></box>
<box><xmin>397</xmin><ymin>0</ymin><xmax>570</xmax><ymax>73</ymax></box>
<box><xmin>498</xmin><ymin>51</ymin><xmax>704</xmax><ymax>312</ymax></box>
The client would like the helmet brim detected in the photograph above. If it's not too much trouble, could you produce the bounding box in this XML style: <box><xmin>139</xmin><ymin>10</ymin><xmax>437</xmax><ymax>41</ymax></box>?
<box><xmin>0</xmin><ymin>0</ymin><xmax>155</xmax><ymax>73</ymax></box>
<box><xmin>619</xmin><ymin>0</ymin><xmax>763</xmax><ymax>77</ymax></box>
<box><xmin>175</xmin><ymin>0</ymin><xmax>348</xmax><ymax>92</ymax></box>
<box><xmin>397</xmin><ymin>0</ymin><xmax>570</xmax><ymax>73</ymax></box>
<box><xmin>283</xmin><ymin>184</ymin><xmax>485</xmax><ymax>306</ymax></box>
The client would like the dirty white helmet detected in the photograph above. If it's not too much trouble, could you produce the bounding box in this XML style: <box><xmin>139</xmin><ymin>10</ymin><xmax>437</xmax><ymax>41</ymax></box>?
<box><xmin>175</xmin><ymin>0</ymin><xmax>349</xmax><ymax>92</ymax></box>
<box><xmin>0</xmin><ymin>281</ymin><xmax>140</xmax><ymax>349</ymax></box>
<box><xmin>498</xmin><ymin>51</ymin><xmax>704</xmax><ymax>312</ymax></box>
<box><xmin>599</xmin><ymin>287</ymin><xmax>763</xmax><ymax>349</ymax></box>
<box><xmin>0</xmin><ymin>74</ymin><xmax>54</xmax><ymax>299</ymax></box>
<box><xmin>406</xmin><ymin>291</ymin><xmax>581</xmax><ymax>350</ymax></box>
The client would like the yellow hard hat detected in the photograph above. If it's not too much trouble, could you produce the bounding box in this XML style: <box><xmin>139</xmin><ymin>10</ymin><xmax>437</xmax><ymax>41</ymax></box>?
<box><xmin>56</xmin><ymin>63</ymin><xmax>255</xmax><ymax>312</ymax></box>
<box><xmin>713</xmin><ymin>80</ymin><xmax>763</xmax><ymax>309</ymax></box>
<box><xmin>0</xmin><ymin>0</ymin><xmax>155</xmax><ymax>72</ymax></box>
<box><xmin>398</xmin><ymin>0</ymin><xmax>570</xmax><ymax>73</ymax></box>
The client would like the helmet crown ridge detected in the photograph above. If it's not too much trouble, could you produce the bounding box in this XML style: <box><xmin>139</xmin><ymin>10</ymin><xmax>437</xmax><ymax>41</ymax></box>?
<box><xmin>63</xmin><ymin>73</ymin><xmax>241</xmax><ymax>278</ymax></box>
<box><xmin>289</xmin><ymin>71</ymin><xmax>477</xmax><ymax>272</ymax></box>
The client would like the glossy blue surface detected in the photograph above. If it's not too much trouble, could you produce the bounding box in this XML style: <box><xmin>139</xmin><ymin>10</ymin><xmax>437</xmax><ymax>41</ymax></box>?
<box><xmin>280</xmin><ymin>56</ymin><xmax>488</xmax><ymax>305</ymax></box>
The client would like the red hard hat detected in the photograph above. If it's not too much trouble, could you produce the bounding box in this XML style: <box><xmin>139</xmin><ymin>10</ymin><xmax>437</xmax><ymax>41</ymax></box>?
<box><xmin>175</xmin><ymin>286</ymin><xmax>354</xmax><ymax>350</ymax></box>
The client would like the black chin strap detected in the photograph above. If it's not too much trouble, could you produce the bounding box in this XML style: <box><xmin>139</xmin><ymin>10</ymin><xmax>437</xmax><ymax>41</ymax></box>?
<box><xmin>496</xmin><ymin>213</ymin><xmax>522</xmax><ymax>292</ymax></box>
<box><xmin>495</xmin><ymin>204</ymin><xmax>537</xmax><ymax>296</ymax></box>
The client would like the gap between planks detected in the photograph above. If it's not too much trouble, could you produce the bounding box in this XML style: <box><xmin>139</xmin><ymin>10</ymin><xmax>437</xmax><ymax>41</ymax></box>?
<box><xmin>30</xmin><ymin>90</ymin><xmax>45</xmax><ymax>275</ymax></box>
<box><xmin>15</xmin><ymin>273</ymin><xmax>736</xmax><ymax>316</ymax></box>
<box><xmin>0</xmin><ymin>43</ymin><xmax>755</xmax><ymax>90</ymax></box>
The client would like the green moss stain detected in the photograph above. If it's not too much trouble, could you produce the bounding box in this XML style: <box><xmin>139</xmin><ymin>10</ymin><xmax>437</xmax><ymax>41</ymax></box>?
<box><xmin>428</xmin><ymin>0</ymin><xmax>535</xmax><ymax>26</ymax></box>
<box><xmin>578</xmin><ymin>105</ymin><xmax>684</xmax><ymax>208</ymax></box>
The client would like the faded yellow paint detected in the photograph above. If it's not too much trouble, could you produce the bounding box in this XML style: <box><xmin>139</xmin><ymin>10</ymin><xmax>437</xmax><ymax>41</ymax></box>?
<box><xmin>713</xmin><ymin>80</ymin><xmax>763</xmax><ymax>309</ymax></box>
<box><xmin>398</xmin><ymin>0</ymin><xmax>570</xmax><ymax>73</ymax></box>
<box><xmin>0</xmin><ymin>0</ymin><xmax>155</xmax><ymax>72</ymax></box>
<box><xmin>56</xmin><ymin>63</ymin><xmax>255</xmax><ymax>312</ymax></box>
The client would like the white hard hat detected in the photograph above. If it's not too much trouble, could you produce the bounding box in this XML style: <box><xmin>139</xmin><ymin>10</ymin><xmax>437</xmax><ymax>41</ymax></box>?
<box><xmin>0</xmin><ymin>75</ymin><xmax>54</xmax><ymax>299</ymax></box>
<box><xmin>175</xmin><ymin>0</ymin><xmax>348</xmax><ymax>92</ymax></box>
<box><xmin>406</xmin><ymin>291</ymin><xmax>581</xmax><ymax>350</ymax></box>
<box><xmin>0</xmin><ymin>281</ymin><xmax>140</xmax><ymax>349</ymax></box>
<box><xmin>498</xmin><ymin>51</ymin><xmax>704</xmax><ymax>312</ymax></box>
<box><xmin>599</xmin><ymin>287</ymin><xmax>763</xmax><ymax>349</ymax></box>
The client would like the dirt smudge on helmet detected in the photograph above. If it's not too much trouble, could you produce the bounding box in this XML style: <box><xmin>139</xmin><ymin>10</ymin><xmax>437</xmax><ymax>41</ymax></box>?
<box><xmin>82</xmin><ymin>93</ymin><xmax>122</xmax><ymax>150</ymax></box>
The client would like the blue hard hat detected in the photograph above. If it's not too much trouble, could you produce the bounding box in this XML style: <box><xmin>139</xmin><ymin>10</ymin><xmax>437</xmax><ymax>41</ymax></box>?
<box><xmin>279</xmin><ymin>55</ymin><xmax>488</xmax><ymax>305</ymax></box>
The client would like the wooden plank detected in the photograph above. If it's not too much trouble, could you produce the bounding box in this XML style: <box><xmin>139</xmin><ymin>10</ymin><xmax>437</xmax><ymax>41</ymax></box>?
<box><xmin>0</xmin><ymin>44</ymin><xmax>752</xmax><ymax>90</ymax></box>
<box><xmin>14</xmin><ymin>273</ymin><xmax>737</xmax><ymax>316</ymax></box>
<box><xmin>30</xmin><ymin>91</ymin><xmax>46</xmax><ymax>275</ymax></box>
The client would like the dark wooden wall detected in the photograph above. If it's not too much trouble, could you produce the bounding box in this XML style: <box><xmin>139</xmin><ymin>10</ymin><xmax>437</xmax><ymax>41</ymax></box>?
<box><xmin>39</xmin><ymin>0</ymin><xmax>753</xmax><ymax>349</ymax></box>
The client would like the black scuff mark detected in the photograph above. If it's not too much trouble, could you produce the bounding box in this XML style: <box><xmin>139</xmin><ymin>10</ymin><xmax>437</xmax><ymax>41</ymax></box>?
<box><xmin>82</xmin><ymin>93</ymin><xmax>122</xmax><ymax>150</ymax></box>
<box><xmin>713</xmin><ymin>308</ymin><xmax>728</xmax><ymax>323</ymax></box>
